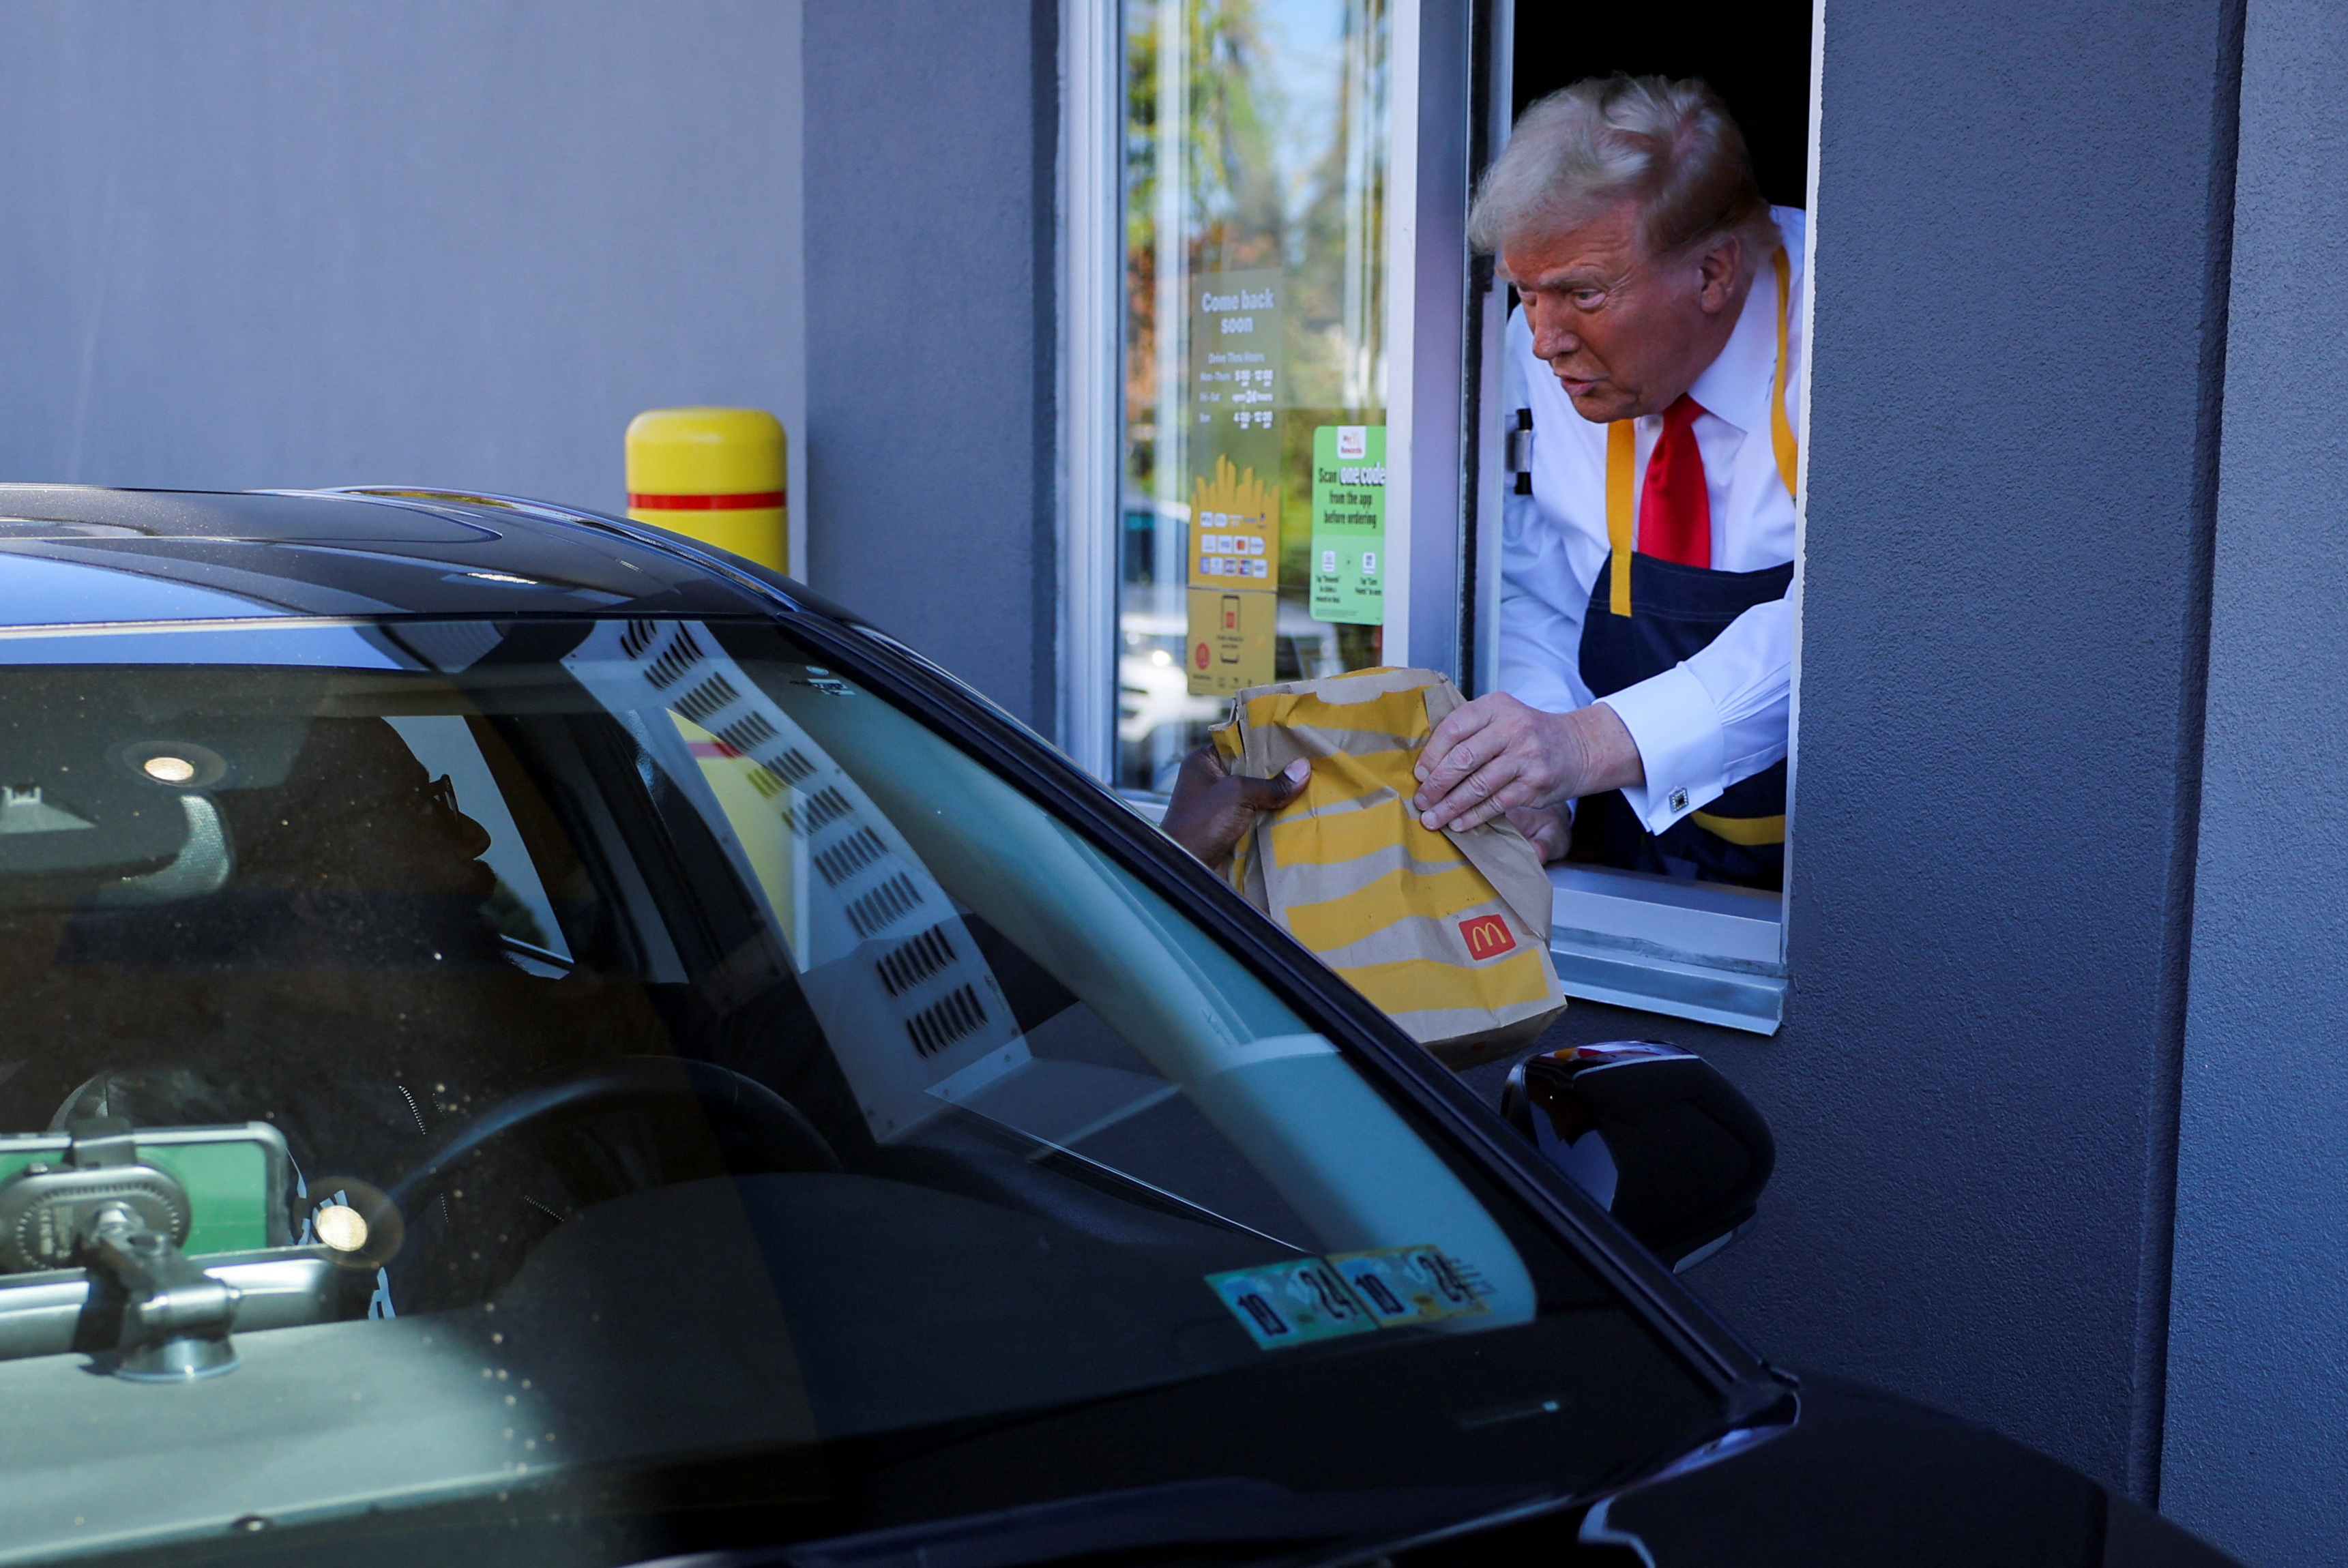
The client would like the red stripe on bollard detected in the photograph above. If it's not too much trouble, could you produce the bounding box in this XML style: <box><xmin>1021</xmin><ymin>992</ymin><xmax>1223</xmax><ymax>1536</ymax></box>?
<box><xmin>626</xmin><ymin>490</ymin><xmax>787</xmax><ymax>511</ymax></box>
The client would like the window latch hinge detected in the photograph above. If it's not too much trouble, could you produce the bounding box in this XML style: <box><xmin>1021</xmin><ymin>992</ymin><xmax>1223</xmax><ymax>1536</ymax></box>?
<box><xmin>1506</xmin><ymin>410</ymin><xmax>1534</xmax><ymax>494</ymax></box>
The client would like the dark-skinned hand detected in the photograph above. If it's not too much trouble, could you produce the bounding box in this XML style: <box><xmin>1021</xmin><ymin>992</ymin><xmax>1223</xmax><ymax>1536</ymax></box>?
<box><xmin>1160</xmin><ymin>744</ymin><xmax>1311</xmax><ymax>872</ymax></box>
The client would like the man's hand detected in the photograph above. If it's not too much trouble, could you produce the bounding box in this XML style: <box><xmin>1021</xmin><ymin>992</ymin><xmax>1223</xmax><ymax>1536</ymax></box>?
<box><xmin>1506</xmin><ymin>802</ymin><xmax>1573</xmax><ymax>863</ymax></box>
<box><xmin>1160</xmin><ymin>745</ymin><xmax>1311</xmax><ymax>871</ymax></box>
<box><xmin>1411</xmin><ymin>692</ymin><xmax>1645</xmax><ymax>833</ymax></box>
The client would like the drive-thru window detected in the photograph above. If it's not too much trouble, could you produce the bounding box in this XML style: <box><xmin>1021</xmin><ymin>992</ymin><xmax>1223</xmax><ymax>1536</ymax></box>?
<box><xmin>1062</xmin><ymin>0</ymin><xmax>1818</xmax><ymax>1033</ymax></box>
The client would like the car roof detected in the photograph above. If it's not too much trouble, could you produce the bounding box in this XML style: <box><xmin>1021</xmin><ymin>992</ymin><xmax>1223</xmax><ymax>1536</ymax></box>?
<box><xmin>0</xmin><ymin>484</ymin><xmax>804</xmax><ymax>629</ymax></box>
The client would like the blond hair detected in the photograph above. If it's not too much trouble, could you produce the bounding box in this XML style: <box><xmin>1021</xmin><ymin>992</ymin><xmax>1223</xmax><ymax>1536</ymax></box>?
<box><xmin>1469</xmin><ymin>75</ymin><xmax>1775</xmax><ymax>266</ymax></box>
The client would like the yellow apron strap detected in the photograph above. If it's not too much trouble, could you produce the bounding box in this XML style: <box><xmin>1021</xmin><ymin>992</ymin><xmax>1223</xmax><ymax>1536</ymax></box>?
<box><xmin>1605</xmin><ymin>419</ymin><xmax>1635</xmax><ymax>616</ymax></box>
<box><xmin>1605</xmin><ymin>248</ymin><xmax>1794</xmax><ymax>619</ymax></box>
<box><xmin>1689</xmin><ymin>250</ymin><xmax>1799</xmax><ymax>853</ymax></box>
<box><xmin>1688</xmin><ymin>809</ymin><xmax>1787</xmax><ymax>846</ymax></box>
<box><xmin>1769</xmin><ymin>246</ymin><xmax>1799</xmax><ymax>501</ymax></box>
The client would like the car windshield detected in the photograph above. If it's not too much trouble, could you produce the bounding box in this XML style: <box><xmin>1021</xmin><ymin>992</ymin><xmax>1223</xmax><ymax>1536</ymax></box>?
<box><xmin>0</xmin><ymin>615</ymin><xmax>1720</xmax><ymax>1566</ymax></box>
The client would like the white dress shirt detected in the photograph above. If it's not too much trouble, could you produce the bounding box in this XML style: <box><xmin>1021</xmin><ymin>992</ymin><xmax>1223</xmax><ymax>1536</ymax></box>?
<box><xmin>1498</xmin><ymin>205</ymin><xmax>1806</xmax><ymax>835</ymax></box>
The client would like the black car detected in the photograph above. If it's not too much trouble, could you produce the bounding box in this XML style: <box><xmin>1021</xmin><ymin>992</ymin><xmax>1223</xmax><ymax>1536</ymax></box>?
<box><xmin>0</xmin><ymin>484</ymin><xmax>2232</xmax><ymax>1567</ymax></box>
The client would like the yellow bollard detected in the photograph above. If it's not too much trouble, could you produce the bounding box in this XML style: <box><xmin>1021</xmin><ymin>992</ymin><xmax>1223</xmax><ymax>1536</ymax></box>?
<box><xmin>624</xmin><ymin>407</ymin><xmax>789</xmax><ymax>574</ymax></box>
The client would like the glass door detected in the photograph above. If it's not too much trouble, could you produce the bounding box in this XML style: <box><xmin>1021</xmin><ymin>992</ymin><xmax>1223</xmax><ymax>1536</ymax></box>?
<box><xmin>1116</xmin><ymin>0</ymin><xmax>1394</xmax><ymax>793</ymax></box>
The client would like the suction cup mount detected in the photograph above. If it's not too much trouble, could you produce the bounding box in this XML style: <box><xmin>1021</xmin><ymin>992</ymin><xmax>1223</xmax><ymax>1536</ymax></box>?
<box><xmin>0</xmin><ymin>1116</ymin><xmax>240</xmax><ymax>1379</ymax></box>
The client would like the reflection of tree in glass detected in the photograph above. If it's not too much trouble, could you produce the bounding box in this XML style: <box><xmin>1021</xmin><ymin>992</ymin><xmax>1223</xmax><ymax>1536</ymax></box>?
<box><xmin>1124</xmin><ymin>12</ymin><xmax>1160</xmax><ymax>490</ymax></box>
<box><xmin>1276</xmin><ymin>0</ymin><xmax>1387</xmax><ymax>638</ymax></box>
<box><xmin>1123</xmin><ymin>0</ymin><xmax>1390</xmax><ymax>674</ymax></box>
<box><xmin>1282</xmin><ymin>0</ymin><xmax>1387</xmax><ymax>413</ymax></box>
<box><xmin>1125</xmin><ymin>0</ymin><xmax>1290</xmax><ymax>493</ymax></box>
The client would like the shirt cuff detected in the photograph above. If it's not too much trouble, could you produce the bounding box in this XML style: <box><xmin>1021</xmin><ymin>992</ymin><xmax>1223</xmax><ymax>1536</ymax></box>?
<box><xmin>1596</xmin><ymin>665</ymin><xmax>1728</xmax><ymax>833</ymax></box>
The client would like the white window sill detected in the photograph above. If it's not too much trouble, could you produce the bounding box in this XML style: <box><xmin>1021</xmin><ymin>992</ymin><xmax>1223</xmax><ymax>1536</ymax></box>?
<box><xmin>1546</xmin><ymin>865</ymin><xmax>1785</xmax><ymax>1035</ymax></box>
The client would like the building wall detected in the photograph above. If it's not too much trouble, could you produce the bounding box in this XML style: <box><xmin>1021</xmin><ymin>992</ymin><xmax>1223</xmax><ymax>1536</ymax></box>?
<box><xmin>0</xmin><ymin>0</ymin><xmax>804</xmax><ymax>527</ymax></box>
<box><xmin>1530</xmin><ymin>0</ymin><xmax>2243</xmax><ymax>1502</ymax></box>
<box><xmin>795</xmin><ymin>0</ymin><xmax>2263</xmax><ymax>1511</ymax></box>
<box><xmin>799</xmin><ymin>0</ymin><xmax>1061</xmax><ymax>729</ymax></box>
<box><xmin>2162</xmin><ymin>1</ymin><xmax>2348</xmax><ymax>1563</ymax></box>
<box><xmin>1</xmin><ymin>1</ymin><xmax>2327</xmax><ymax>1547</ymax></box>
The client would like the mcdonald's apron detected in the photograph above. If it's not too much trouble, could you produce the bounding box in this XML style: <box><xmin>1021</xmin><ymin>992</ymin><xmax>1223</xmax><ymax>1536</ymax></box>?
<box><xmin>1564</xmin><ymin>247</ymin><xmax>1800</xmax><ymax>892</ymax></box>
<box><xmin>1570</xmin><ymin>554</ymin><xmax>1791</xmax><ymax>889</ymax></box>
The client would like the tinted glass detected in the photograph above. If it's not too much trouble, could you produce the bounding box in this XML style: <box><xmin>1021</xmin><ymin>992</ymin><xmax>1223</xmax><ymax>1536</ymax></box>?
<box><xmin>1118</xmin><ymin>0</ymin><xmax>1394</xmax><ymax>790</ymax></box>
<box><xmin>0</xmin><ymin>617</ymin><xmax>1716</xmax><ymax>1565</ymax></box>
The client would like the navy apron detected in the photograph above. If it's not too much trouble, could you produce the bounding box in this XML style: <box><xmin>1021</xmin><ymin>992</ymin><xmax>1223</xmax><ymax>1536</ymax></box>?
<box><xmin>1570</xmin><ymin>551</ymin><xmax>1791</xmax><ymax>891</ymax></box>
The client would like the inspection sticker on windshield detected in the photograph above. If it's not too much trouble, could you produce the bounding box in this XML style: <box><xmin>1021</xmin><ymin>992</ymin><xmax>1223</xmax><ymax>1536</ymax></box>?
<box><xmin>1207</xmin><ymin>1245</ymin><xmax>1489</xmax><ymax>1350</ymax></box>
<box><xmin>1205</xmin><ymin>1259</ymin><xmax>1379</xmax><ymax>1350</ymax></box>
<box><xmin>1325</xmin><ymin>1246</ymin><xmax>1489</xmax><ymax>1326</ymax></box>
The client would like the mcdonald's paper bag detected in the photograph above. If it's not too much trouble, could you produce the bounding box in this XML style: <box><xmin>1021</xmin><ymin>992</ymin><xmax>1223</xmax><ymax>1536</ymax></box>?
<box><xmin>1212</xmin><ymin>667</ymin><xmax>1565</xmax><ymax>1065</ymax></box>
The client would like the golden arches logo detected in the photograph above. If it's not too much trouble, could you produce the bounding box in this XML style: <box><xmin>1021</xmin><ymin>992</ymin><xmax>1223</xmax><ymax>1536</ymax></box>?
<box><xmin>1458</xmin><ymin>915</ymin><xmax>1516</xmax><ymax>960</ymax></box>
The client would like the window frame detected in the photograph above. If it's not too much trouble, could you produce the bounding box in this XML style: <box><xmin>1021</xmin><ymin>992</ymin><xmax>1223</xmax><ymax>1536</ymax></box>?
<box><xmin>801</xmin><ymin>607</ymin><xmax>1773</xmax><ymax>1396</ymax></box>
<box><xmin>1058</xmin><ymin>0</ymin><xmax>1823</xmax><ymax>1035</ymax></box>
<box><xmin>1057</xmin><ymin>0</ymin><xmax>1123</xmax><ymax>782</ymax></box>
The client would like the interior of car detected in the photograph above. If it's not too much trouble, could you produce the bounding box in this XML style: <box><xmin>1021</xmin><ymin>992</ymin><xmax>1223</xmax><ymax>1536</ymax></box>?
<box><xmin>0</xmin><ymin>617</ymin><xmax>1569</xmax><ymax>1413</ymax></box>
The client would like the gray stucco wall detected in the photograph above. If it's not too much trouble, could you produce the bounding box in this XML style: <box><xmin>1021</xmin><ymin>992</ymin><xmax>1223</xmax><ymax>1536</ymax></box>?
<box><xmin>2162</xmin><ymin>2</ymin><xmax>2348</xmax><ymax>1562</ymax></box>
<box><xmin>800</xmin><ymin>0</ymin><xmax>1060</xmax><ymax>729</ymax></box>
<box><xmin>0</xmin><ymin>0</ymin><xmax>804</xmax><ymax>524</ymax></box>
<box><xmin>1534</xmin><ymin>0</ymin><xmax>2244</xmax><ymax>1500</ymax></box>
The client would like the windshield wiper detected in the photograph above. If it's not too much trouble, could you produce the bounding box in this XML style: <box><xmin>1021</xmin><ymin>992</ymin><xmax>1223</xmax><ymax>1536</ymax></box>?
<box><xmin>640</xmin><ymin>1477</ymin><xmax>1537</xmax><ymax>1568</ymax></box>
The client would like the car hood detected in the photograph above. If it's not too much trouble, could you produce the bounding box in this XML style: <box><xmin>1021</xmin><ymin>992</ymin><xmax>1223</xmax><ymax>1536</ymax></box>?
<box><xmin>1571</xmin><ymin>1371</ymin><xmax>2237</xmax><ymax>1568</ymax></box>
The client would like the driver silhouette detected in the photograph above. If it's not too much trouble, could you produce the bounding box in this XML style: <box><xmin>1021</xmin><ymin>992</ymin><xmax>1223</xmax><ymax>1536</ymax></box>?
<box><xmin>39</xmin><ymin>717</ymin><xmax>664</xmax><ymax>1309</ymax></box>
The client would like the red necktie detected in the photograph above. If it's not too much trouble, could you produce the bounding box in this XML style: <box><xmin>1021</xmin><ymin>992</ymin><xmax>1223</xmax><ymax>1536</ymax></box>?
<box><xmin>1639</xmin><ymin>394</ymin><xmax>1712</xmax><ymax>568</ymax></box>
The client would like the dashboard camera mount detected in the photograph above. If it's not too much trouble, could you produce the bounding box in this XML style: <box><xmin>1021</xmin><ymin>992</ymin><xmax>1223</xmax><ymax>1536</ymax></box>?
<box><xmin>0</xmin><ymin>1117</ymin><xmax>240</xmax><ymax>1379</ymax></box>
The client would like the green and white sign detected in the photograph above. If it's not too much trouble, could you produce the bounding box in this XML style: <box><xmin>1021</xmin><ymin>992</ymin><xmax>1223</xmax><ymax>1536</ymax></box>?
<box><xmin>1308</xmin><ymin>424</ymin><xmax>1386</xmax><ymax>625</ymax></box>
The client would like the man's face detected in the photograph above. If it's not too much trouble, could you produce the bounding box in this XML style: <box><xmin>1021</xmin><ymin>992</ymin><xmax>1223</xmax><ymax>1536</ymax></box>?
<box><xmin>1503</xmin><ymin>201</ymin><xmax>1746</xmax><ymax>424</ymax></box>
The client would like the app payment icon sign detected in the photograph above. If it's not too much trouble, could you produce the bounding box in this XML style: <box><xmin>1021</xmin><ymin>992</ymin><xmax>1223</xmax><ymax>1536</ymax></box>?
<box><xmin>1458</xmin><ymin>914</ymin><xmax>1517</xmax><ymax>960</ymax></box>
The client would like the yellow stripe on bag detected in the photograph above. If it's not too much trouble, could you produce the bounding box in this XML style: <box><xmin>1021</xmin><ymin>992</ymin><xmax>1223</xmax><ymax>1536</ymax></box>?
<box><xmin>1246</xmin><ymin>688</ymin><xmax>1433</xmax><ymax>744</ymax></box>
<box><xmin>1250</xmin><ymin>670</ymin><xmax>1426</xmax><ymax>709</ymax></box>
<box><xmin>1250</xmin><ymin>685</ymin><xmax>1431</xmax><ymax>730</ymax></box>
<box><xmin>1340</xmin><ymin>949</ymin><xmax>1556</xmax><ymax>1014</ymax></box>
<box><xmin>1285</xmin><ymin>863</ymin><xmax>1495</xmax><ymax>954</ymax></box>
<box><xmin>1296</xmin><ymin>754</ymin><xmax>1410</xmax><ymax>811</ymax></box>
<box><xmin>1270</xmin><ymin>799</ymin><xmax>1452</xmax><ymax>868</ymax></box>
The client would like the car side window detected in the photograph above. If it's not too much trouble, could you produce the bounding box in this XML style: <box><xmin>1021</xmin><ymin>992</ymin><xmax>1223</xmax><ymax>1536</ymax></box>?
<box><xmin>384</xmin><ymin>715</ymin><xmax>571</xmax><ymax>963</ymax></box>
